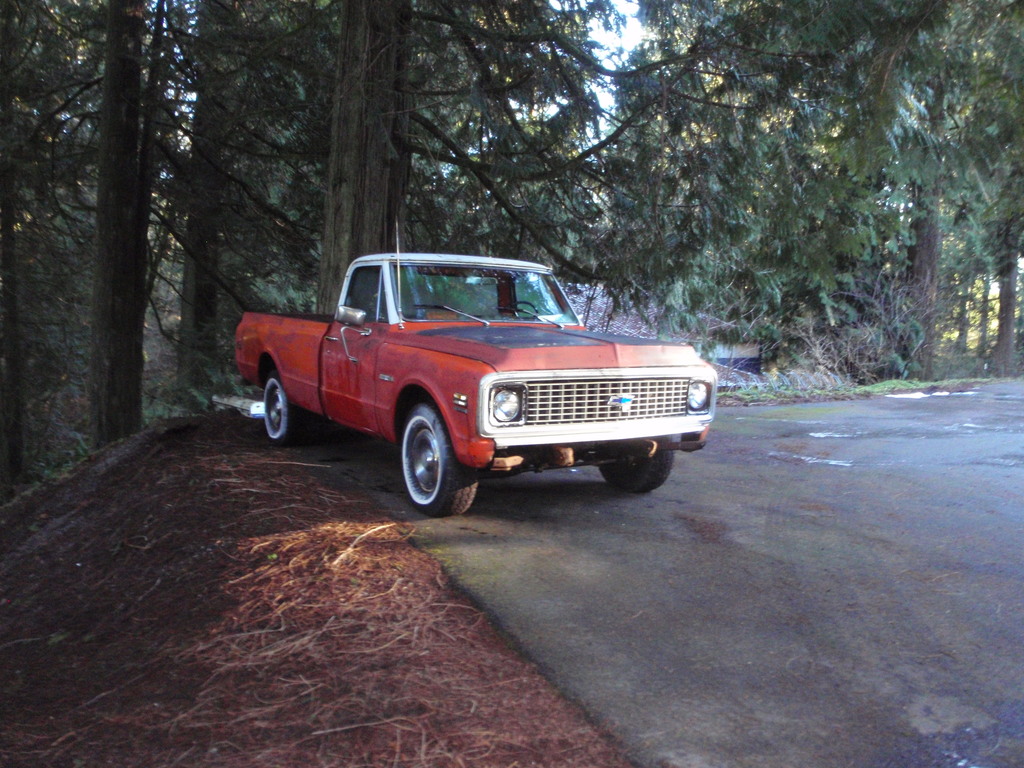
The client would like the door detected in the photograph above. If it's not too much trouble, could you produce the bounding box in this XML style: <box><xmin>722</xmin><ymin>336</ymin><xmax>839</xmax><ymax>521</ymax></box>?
<box><xmin>321</xmin><ymin>266</ymin><xmax>385</xmax><ymax>434</ymax></box>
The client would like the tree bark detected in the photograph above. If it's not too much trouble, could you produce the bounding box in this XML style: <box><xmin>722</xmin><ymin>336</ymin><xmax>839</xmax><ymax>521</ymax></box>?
<box><xmin>978</xmin><ymin>274</ymin><xmax>990</xmax><ymax>355</ymax></box>
<box><xmin>0</xmin><ymin>0</ymin><xmax>22</xmax><ymax>496</ymax></box>
<box><xmin>954</xmin><ymin>277</ymin><xmax>969</xmax><ymax>355</ymax></box>
<box><xmin>180</xmin><ymin>183</ymin><xmax>222</xmax><ymax>395</ymax></box>
<box><xmin>319</xmin><ymin>0</ymin><xmax>412</xmax><ymax>312</ymax></box>
<box><xmin>179</xmin><ymin>0</ymin><xmax>228</xmax><ymax>394</ymax></box>
<box><xmin>0</xmin><ymin>174</ymin><xmax>21</xmax><ymax>499</ymax></box>
<box><xmin>907</xmin><ymin>180</ymin><xmax>942</xmax><ymax>380</ymax></box>
<box><xmin>0</xmin><ymin>179</ymin><xmax>18</xmax><ymax>502</ymax></box>
<box><xmin>992</xmin><ymin>222</ymin><xmax>1019</xmax><ymax>377</ymax></box>
<box><xmin>89</xmin><ymin>0</ymin><xmax>148</xmax><ymax>447</ymax></box>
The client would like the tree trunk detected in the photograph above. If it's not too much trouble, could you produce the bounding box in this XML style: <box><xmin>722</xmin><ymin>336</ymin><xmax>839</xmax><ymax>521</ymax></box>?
<box><xmin>0</xmin><ymin>0</ymin><xmax>22</xmax><ymax>497</ymax></box>
<box><xmin>179</xmin><ymin>0</ymin><xmax>227</xmax><ymax>395</ymax></box>
<box><xmin>992</xmin><ymin>223</ymin><xmax>1019</xmax><ymax>377</ymax></box>
<box><xmin>0</xmin><ymin>175</ymin><xmax>22</xmax><ymax>499</ymax></box>
<box><xmin>319</xmin><ymin>0</ymin><xmax>412</xmax><ymax>312</ymax></box>
<box><xmin>180</xmin><ymin>207</ymin><xmax>221</xmax><ymax>394</ymax></box>
<box><xmin>978</xmin><ymin>274</ymin><xmax>990</xmax><ymax>356</ymax></box>
<box><xmin>907</xmin><ymin>180</ymin><xmax>942</xmax><ymax>380</ymax></box>
<box><xmin>953</xmin><ymin>275</ymin><xmax>969</xmax><ymax>355</ymax></box>
<box><xmin>89</xmin><ymin>0</ymin><xmax>148</xmax><ymax>447</ymax></box>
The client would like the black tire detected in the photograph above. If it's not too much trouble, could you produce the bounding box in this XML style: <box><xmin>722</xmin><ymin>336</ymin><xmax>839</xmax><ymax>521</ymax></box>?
<box><xmin>401</xmin><ymin>403</ymin><xmax>478</xmax><ymax>516</ymax></box>
<box><xmin>263</xmin><ymin>370</ymin><xmax>301</xmax><ymax>445</ymax></box>
<box><xmin>599</xmin><ymin>450</ymin><xmax>675</xmax><ymax>493</ymax></box>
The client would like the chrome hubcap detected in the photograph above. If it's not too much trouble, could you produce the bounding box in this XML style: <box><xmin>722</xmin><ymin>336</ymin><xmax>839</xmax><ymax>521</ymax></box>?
<box><xmin>267</xmin><ymin>387</ymin><xmax>283</xmax><ymax>432</ymax></box>
<box><xmin>409</xmin><ymin>426</ymin><xmax>439</xmax><ymax>494</ymax></box>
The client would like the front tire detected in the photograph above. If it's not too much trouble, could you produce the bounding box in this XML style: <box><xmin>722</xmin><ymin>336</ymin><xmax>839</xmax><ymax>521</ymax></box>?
<box><xmin>401</xmin><ymin>403</ymin><xmax>478</xmax><ymax>517</ymax></box>
<box><xmin>599</xmin><ymin>450</ymin><xmax>675</xmax><ymax>493</ymax></box>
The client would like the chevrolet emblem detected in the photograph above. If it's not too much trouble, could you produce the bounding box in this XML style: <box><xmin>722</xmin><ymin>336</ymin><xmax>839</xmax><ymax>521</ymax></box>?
<box><xmin>608</xmin><ymin>394</ymin><xmax>635</xmax><ymax>414</ymax></box>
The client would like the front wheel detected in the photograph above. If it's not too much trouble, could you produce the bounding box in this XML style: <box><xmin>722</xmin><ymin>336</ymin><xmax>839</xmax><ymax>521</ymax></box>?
<box><xmin>401</xmin><ymin>403</ymin><xmax>478</xmax><ymax>517</ymax></box>
<box><xmin>599</xmin><ymin>450</ymin><xmax>675</xmax><ymax>493</ymax></box>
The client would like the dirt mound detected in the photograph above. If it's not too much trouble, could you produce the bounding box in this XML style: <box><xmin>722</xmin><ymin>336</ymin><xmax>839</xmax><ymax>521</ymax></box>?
<box><xmin>0</xmin><ymin>414</ymin><xmax>632</xmax><ymax>767</ymax></box>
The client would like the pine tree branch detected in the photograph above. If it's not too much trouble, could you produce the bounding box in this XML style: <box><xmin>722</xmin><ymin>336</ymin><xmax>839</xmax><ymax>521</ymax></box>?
<box><xmin>405</xmin><ymin>112</ymin><xmax>598</xmax><ymax>280</ymax></box>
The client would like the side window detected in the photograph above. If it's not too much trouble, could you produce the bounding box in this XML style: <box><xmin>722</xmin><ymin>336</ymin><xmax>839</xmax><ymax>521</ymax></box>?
<box><xmin>343</xmin><ymin>266</ymin><xmax>382</xmax><ymax>322</ymax></box>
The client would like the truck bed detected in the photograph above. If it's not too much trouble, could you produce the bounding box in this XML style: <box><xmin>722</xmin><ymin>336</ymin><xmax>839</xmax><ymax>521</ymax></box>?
<box><xmin>235</xmin><ymin>311</ymin><xmax>333</xmax><ymax>414</ymax></box>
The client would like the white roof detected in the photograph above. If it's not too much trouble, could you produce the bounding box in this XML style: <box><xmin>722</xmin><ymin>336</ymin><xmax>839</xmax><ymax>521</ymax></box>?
<box><xmin>351</xmin><ymin>253</ymin><xmax>553</xmax><ymax>273</ymax></box>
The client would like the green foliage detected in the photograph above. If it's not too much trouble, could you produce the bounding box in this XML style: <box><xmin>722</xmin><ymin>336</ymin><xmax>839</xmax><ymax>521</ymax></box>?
<box><xmin>605</xmin><ymin>0</ymin><xmax>1024</xmax><ymax>381</ymax></box>
<box><xmin>2</xmin><ymin>0</ymin><xmax>334</xmax><ymax>477</ymax></box>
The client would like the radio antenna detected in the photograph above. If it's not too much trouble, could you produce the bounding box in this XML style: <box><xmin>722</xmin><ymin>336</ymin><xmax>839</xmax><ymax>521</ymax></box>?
<box><xmin>395</xmin><ymin>221</ymin><xmax>404</xmax><ymax>325</ymax></box>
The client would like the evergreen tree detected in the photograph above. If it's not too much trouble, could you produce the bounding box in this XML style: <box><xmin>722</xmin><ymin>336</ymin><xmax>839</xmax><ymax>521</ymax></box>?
<box><xmin>90</xmin><ymin>0</ymin><xmax>152</xmax><ymax>447</ymax></box>
<box><xmin>320</xmin><ymin>0</ymin><xmax>412</xmax><ymax>311</ymax></box>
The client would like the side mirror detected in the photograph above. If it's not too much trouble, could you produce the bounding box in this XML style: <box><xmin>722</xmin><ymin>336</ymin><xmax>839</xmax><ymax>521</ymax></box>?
<box><xmin>335</xmin><ymin>305</ymin><xmax>367</xmax><ymax>327</ymax></box>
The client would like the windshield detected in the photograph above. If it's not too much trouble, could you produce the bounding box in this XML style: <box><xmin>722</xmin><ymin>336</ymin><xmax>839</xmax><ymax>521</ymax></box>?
<box><xmin>395</xmin><ymin>264</ymin><xmax>580</xmax><ymax>325</ymax></box>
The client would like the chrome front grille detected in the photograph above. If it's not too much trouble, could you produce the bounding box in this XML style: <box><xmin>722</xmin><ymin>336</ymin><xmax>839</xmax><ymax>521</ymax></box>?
<box><xmin>525</xmin><ymin>377</ymin><xmax>690</xmax><ymax>425</ymax></box>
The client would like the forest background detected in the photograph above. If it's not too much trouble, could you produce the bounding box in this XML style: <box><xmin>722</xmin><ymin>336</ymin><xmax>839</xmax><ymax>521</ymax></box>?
<box><xmin>1</xmin><ymin>0</ymin><xmax>1022</xmax><ymax>500</ymax></box>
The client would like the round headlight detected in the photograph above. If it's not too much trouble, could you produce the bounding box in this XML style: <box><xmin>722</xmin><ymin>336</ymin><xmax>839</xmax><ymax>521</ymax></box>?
<box><xmin>687</xmin><ymin>381</ymin><xmax>710</xmax><ymax>412</ymax></box>
<box><xmin>492</xmin><ymin>388</ymin><xmax>523</xmax><ymax>423</ymax></box>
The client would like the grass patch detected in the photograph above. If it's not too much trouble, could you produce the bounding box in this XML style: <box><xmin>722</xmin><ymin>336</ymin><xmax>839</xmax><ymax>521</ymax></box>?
<box><xmin>719</xmin><ymin>377</ymin><xmax>1011</xmax><ymax>406</ymax></box>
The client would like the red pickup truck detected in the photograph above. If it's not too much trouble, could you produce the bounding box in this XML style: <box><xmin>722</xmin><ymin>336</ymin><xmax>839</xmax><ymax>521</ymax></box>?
<box><xmin>235</xmin><ymin>253</ymin><xmax>717</xmax><ymax>516</ymax></box>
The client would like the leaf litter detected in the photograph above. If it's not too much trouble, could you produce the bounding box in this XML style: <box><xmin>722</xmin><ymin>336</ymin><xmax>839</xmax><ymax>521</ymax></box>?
<box><xmin>0</xmin><ymin>414</ymin><xmax>631</xmax><ymax>768</ymax></box>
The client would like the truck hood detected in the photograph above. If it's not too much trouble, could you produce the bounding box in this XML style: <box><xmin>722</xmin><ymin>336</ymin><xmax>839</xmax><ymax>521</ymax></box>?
<box><xmin>401</xmin><ymin>324</ymin><xmax>710</xmax><ymax>371</ymax></box>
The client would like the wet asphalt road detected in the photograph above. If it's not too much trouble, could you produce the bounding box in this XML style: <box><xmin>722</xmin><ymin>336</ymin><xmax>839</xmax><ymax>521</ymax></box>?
<box><xmin>305</xmin><ymin>381</ymin><xmax>1024</xmax><ymax>768</ymax></box>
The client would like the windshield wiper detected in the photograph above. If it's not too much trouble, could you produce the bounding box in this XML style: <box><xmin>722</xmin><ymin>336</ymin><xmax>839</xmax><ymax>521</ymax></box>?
<box><xmin>505</xmin><ymin>306</ymin><xmax>565</xmax><ymax>329</ymax></box>
<box><xmin>414</xmin><ymin>304</ymin><xmax>490</xmax><ymax>326</ymax></box>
